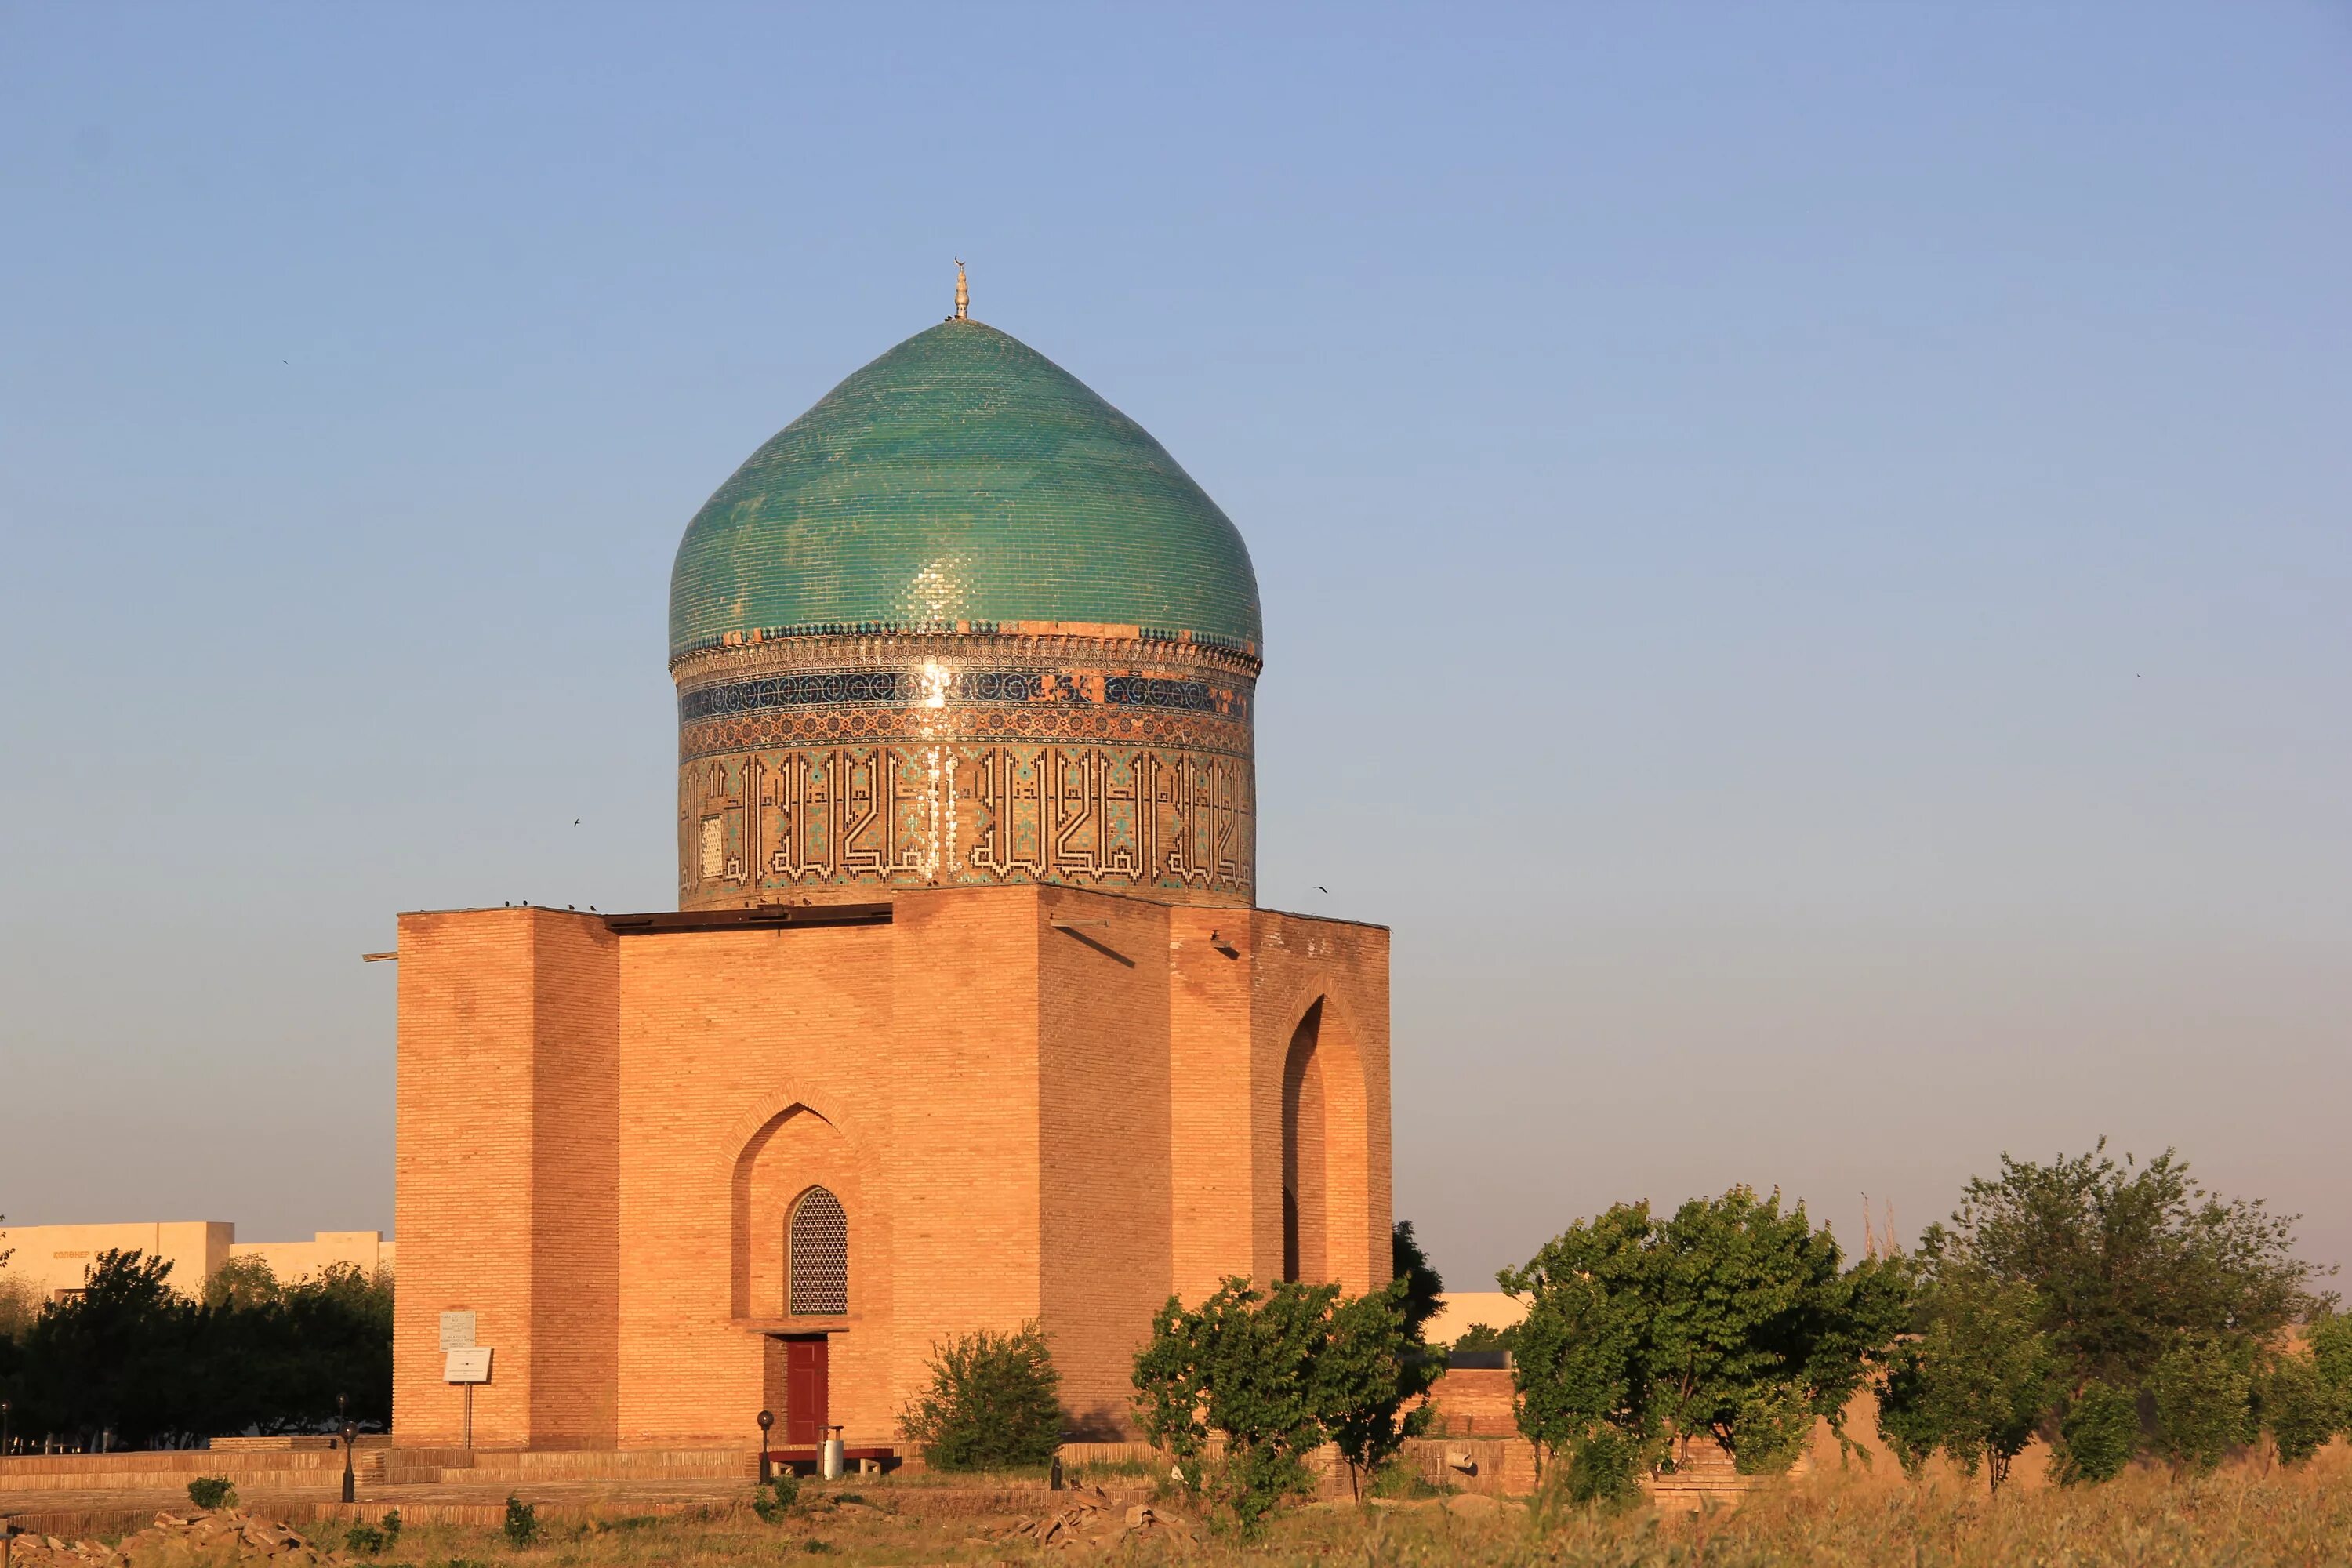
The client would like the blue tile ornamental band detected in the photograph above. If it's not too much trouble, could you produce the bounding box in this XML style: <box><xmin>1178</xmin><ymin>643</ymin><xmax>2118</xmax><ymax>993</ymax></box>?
<box><xmin>674</xmin><ymin>631</ymin><xmax>1258</xmax><ymax>906</ymax></box>
<box><xmin>681</xmin><ymin>670</ymin><xmax>1243</xmax><ymax>724</ymax></box>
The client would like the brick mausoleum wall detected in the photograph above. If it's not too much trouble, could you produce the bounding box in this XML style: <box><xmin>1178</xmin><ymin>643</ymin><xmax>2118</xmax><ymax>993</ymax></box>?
<box><xmin>615</xmin><ymin>919</ymin><xmax>895</xmax><ymax>1447</ymax></box>
<box><xmin>392</xmin><ymin>888</ymin><xmax>1391</xmax><ymax>1450</ymax></box>
<box><xmin>395</xmin><ymin>909</ymin><xmax>564</xmax><ymax>1447</ymax></box>
<box><xmin>1250</xmin><ymin>910</ymin><xmax>1392</xmax><ymax>1295</ymax></box>
<box><xmin>1421</xmin><ymin>1366</ymin><xmax>1517</xmax><ymax>1436</ymax></box>
<box><xmin>883</xmin><ymin>889</ymin><xmax>1044</xmax><ymax>1428</ymax></box>
<box><xmin>1039</xmin><ymin>887</ymin><xmax>1174</xmax><ymax>1436</ymax></box>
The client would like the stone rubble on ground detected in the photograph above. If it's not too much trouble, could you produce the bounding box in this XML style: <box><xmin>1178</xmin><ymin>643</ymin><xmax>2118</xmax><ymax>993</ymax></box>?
<box><xmin>2</xmin><ymin>1510</ymin><xmax>342</xmax><ymax>1568</ymax></box>
<box><xmin>986</xmin><ymin>1486</ymin><xmax>1196</xmax><ymax>1552</ymax></box>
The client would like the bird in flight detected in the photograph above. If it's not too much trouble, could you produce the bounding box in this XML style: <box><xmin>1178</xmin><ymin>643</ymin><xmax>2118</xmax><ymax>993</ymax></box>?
<box><xmin>1315</xmin><ymin>885</ymin><xmax>1329</xmax><ymax>894</ymax></box>
<box><xmin>573</xmin><ymin>818</ymin><xmax>581</xmax><ymax>826</ymax></box>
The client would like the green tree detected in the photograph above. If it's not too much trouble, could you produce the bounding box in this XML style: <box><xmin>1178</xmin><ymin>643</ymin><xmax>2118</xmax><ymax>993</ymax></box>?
<box><xmin>1500</xmin><ymin>1186</ymin><xmax>1909</xmax><ymax>1493</ymax></box>
<box><xmin>2147</xmin><ymin>1334</ymin><xmax>2254</xmax><ymax>1477</ymax></box>
<box><xmin>0</xmin><ymin>1274</ymin><xmax>38</xmax><ymax>1343</ymax></box>
<box><xmin>1315</xmin><ymin>1277</ymin><xmax>1436</xmax><ymax>1497</ymax></box>
<box><xmin>16</xmin><ymin>1250</ymin><xmax>201</xmax><ymax>1448</ymax></box>
<box><xmin>2258</xmin><ymin>1352</ymin><xmax>2337</xmax><ymax>1467</ymax></box>
<box><xmin>1389</xmin><ymin>1221</ymin><xmax>1445</xmax><ymax>1345</ymax></box>
<box><xmin>1133</xmin><ymin>1278</ymin><xmax>1338</xmax><ymax>1533</ymax></box>
<box><xmin>1919</xmin><ymin>1142</ymin><xmax>2331</xmax><ymax>1393</ymax></box>
<box><xmin>895</xmin><ymin>1322</ymin><xmax>1065</xmax><ymax>1471</ymax></box>
<box><xmin>203</xmin><ymin>1256</ymin><xmax>282</xmax><ymax>1308</ymax></box>
<box><xmin>2053</xmin><ymin>1380</ymin><xmax>2141</xmax><ymax>1483</ymax></box>
<box><xmin>5</xmin><ymin>1252</ymin><xmax>394</xmax><ymax>1446</ymax></box>
<box><xmin>1497</xmin><ymin>1202</ymin><xmax>1650</xmax><ymax>1494</ymax></box>
<box><xmin>2309</xmin><ymin>1313</ymin><xmax>2352</xmax><ymax>1416</ymax></box>
<box><xmin>1871</xmin><ymin>1272</ymin><xmax>2056</xmax><ymax>1493</ymax></box>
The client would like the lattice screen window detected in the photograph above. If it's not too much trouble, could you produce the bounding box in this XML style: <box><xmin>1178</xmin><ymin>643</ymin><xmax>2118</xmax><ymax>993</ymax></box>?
<box><xmin>789</xmin><ymin>1187</ymin><xmax>848</xmax><ymax>1316</ymax></box>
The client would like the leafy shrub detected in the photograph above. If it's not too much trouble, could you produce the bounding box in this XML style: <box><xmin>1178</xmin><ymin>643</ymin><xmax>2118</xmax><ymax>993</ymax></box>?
<box><xmin>2054</xmin><ymin>1381</ymin><xmax>2140</xmax><ymax>1483</ymax></box>
<box><xmin>1559</xmin><ymin>1428</ymin><xmax>1642</xmax><ymax>1508</ymax></box>
<box><xmin>342</xmin><ymin>1511</ymin><xmax>401</xmax><ymax>1555</ymax></box>
<box><xmin>187</xmin><ymin>1476</ymin><xmax>238</xmax><ymax>1510</ymax></box>
<box><xmin>2260</xmin><ymin>1353</ymin><xmax>2338</xmax><ymax>1466</ymax></box>
<box><xmin>750</xmin><ymin>1473</ymin><xmax>801</xmax><ymax>1523</ymax></box>
<box><xmin>2310</xmin><ymin>1315</ymin><xmax>2352</xmax><ymax>1419</ymax></box>
<box><xmin>1729</xmin><ymin>1382</ymin><xmax>1817</xmax><ymax>1475</ymax></box>
<box><xmin>800</xmin><ymin>1539</ymin><xmax>835</xmax><ymax>1555</ymax></box>
<box><xmin>2150</xmin><ymin>1336</ymin><xmax>2255</xmax><ymax>1475</ymax></box>
<box><xmin>1367</xmin><ymin>1457</ymin><xmax>1443</xmax><ymax>1500</ymax></box>
<box><xmin>501</xmin><ymin>1494</ymin><xmax>539</xmax><ymax>1549</ymax></box>
<box><xmin>1134</xmin><ymin>1278</ymin><xmax>1341</xmax><ymax>1532</ymax></box>
<box><xmin>898</xmin><ymin>1321</ymin><xmax>1065</xmax><ymax>1472</ymax></box>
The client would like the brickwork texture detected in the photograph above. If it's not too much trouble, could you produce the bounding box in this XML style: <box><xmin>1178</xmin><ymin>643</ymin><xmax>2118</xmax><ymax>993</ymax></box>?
<box><xmin>393</xmin><ymin>887</ymin><xmax>1390</xmax><ymax>1450</ymax></box>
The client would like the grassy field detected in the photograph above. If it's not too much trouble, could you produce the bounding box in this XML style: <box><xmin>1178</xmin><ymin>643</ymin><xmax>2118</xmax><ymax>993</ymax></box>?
<box><xmin>314</xmin><ymin>1446</ymin><xmax>2352</xmax><ymax>1568</ymax></box>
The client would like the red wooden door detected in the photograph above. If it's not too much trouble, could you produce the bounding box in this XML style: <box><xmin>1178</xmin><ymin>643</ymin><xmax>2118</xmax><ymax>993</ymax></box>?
<box><xmin>785</xmin><ymin>1336</ymin><xmax>829</xmax><ymax>1446</ymax></box>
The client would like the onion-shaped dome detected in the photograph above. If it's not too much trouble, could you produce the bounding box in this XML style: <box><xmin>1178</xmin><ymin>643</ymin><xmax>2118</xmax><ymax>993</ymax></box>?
<box><xmin>670</xmin><ymin>321</ymin><xmax>1261</xmax><ymax>662</ymax></box>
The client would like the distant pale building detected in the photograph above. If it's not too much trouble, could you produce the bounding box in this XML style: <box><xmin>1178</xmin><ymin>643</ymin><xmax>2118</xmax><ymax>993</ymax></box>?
<box><xmin>0</xmin><ymin>1222</ymin><xmax>392</xmax><ymax>1302</ymax></box>
<box><xmin>233</xmin><ymin>1230</ymin><xmax>396</xmax><ymax>1283</ymax></box>
<box><xmin>1425</xmin><ymin>1290</ymin><xmax>1528</xmax><ymax>1346</ymax></box>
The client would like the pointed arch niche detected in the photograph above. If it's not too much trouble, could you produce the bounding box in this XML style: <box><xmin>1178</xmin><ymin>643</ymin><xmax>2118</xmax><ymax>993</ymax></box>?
<box><xmin>1281</xmin><ymin>996</ymin><xmax>1373</xmax><ymax>1291</ymax></box>
<box><xmin>731</xmin><ymin>1104</ymin><xmax>858</xmax><ymax>1319</ymax></box>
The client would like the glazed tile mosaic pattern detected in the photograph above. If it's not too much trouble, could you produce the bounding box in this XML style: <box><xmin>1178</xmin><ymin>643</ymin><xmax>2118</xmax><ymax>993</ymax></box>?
<box><xmin>670</xmin><ymin>321</ymin><xmax>1263</xmax><ymax>659</ymax></box>
<box><xmin>676</xmin><ymin>633</ymin><xmax>1256</xmax><ymax>907</ymax></box>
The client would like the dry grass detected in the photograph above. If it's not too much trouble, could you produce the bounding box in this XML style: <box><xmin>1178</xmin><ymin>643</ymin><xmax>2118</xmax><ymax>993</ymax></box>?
<box><xmin>301</xmin><ymin>1448</ymin><xmax>2352</xmax><ymax>1568</ymax></box>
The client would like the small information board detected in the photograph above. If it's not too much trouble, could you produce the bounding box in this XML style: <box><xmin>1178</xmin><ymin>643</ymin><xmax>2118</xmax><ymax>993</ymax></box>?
<box><xmin>439</xmin><ymin>1311</ymin><xmax>477</xmax><ymax>1351</ymax></box>
<box><xmin>445</xmin><ymin>1346</ymin><xmax>493</xmax><ymax>1385</ymax></box>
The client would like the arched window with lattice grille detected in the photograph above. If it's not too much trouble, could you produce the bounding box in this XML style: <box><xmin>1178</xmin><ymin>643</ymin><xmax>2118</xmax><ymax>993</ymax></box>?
<box><xmin>788</xmin><ymin>1186</ymin><xmax>848</xmax><ymax>1316</ymax></box>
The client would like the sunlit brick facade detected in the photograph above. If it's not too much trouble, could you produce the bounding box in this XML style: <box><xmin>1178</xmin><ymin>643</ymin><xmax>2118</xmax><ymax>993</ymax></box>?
<box><xmin>391</xmin><ymin>304</ymin><xmax>1392</xmax><ymax>1451</ymax></box>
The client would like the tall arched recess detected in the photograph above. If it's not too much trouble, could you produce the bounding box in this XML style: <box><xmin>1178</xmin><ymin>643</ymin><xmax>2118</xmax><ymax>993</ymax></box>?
<box><xmin>729</xmin><ymin>1103</ymin><xmax>855</xmax><ymax>1319</ymax></box>
<box><xmin>1282</xmin><ymin>996</ymin><xmax>1375</xmax><ymax>1292</ymax></box>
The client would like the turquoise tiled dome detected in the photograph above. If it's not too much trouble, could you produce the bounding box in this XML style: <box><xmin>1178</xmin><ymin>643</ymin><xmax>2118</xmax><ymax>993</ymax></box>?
<box><xmin>670</xmin><ymin>321</ymin><xmax>1262</xmax><ymax>661</ymax></box>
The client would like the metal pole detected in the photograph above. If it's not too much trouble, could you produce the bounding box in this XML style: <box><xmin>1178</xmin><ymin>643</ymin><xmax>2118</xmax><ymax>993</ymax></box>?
<box><xmin>757</xmin><ymin>1410</ymin><xmax>774</xmax><ymax>1484</ymax></box>
<box><xmin>463</xmin><ymin>1385</ymin><xmax>473</xmax><ymax>1452</ymax></box>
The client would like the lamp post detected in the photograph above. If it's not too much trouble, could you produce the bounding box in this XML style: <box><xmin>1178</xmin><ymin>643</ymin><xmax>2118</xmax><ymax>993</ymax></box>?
<box><xmin>338</xmin><ymin>1395</ymin><xmax>356</xmax><ymax>1504</ymax></box>
<box><xmin>756</xmin><ymin>1410</ymin><xmax>774</xmax><ymax>1484</ymax></box>
<box><xmin>3</xmin><ymin>1399</ymin><xmax>10</xmax><ymax>1463</ymax></box>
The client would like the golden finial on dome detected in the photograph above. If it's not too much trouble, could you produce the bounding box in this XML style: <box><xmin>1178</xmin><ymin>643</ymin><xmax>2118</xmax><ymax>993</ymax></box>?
<box><xmin>953</xmin><ymin>258</ymin><xmax>969</xmax><ymax>321</ymax></box>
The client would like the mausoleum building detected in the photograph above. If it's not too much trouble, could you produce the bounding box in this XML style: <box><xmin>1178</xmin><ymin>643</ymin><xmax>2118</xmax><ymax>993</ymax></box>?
<box><xmin>391</xmin><ymin>289</ymin><xmax>1392</xmax><ymax>1454</ymax></box>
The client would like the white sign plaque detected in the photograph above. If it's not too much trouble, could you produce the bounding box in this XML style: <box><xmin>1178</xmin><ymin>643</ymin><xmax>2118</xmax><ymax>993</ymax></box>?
<box><xmin>439</xmin><ymin>1311</ymin><xmax>477</xmax><ymax>1351</ymax></box>
<box><xmin>445</xmin><ymin>1346</ymin><xmax>493</xmax><ymax>1385</ymax></box>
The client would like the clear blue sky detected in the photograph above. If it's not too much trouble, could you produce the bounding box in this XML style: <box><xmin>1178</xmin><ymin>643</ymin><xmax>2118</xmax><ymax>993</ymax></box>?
<box><xmin>3</xmin><ymin>4</ymin><xmax>2347</xmax><ymax>1290</ymax></box>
